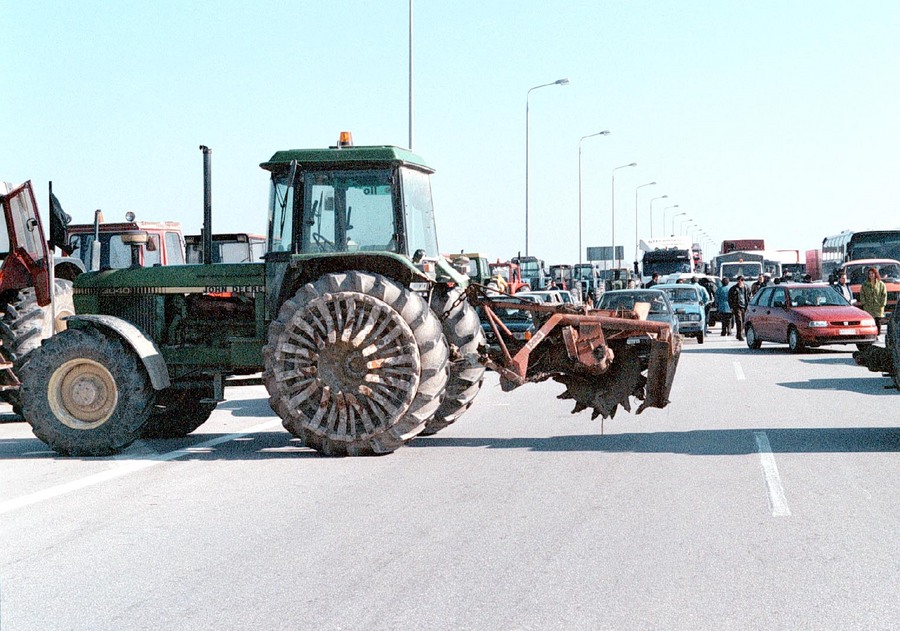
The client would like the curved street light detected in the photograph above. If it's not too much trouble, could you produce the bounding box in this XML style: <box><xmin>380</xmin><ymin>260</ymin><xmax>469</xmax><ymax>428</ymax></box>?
<box><xmin>663</xmin><ymin>205</ymin><xmax>680</xmax><ymax>236</ymax></box>
<box><xmin>525</xmin><ymin>78</ymin><xmax>570</xmax><ymax>256</ymax></box>
<box><xmin>670</xmin><ymin>211</ymin><xmax>686</xmax><ymax>236</ymax></box>
<box><xmin>578</xmin><ymin>130</ymin><xmax>610</xmax><ymax>265</ymax></box>
<box><xmin>611</xmin><ymin>162</ymin><xmax>637</xmax><ymax>269</ymax></box>
<box><xmin>634</xmin><ymin>181</ymin><xmax>656</xmax><ymax>271</ymax></box>
<box><xmin>649</xmin><ymin>195</ymin><xmax>668</xmax><ymax>239</ymax></box>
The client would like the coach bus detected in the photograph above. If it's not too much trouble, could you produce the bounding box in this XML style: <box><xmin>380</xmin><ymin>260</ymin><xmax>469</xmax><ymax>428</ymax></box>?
<box><xmin>821</xmin><ymin>230</ymin><xmax>900</xmax><ymax>281</ymax></box>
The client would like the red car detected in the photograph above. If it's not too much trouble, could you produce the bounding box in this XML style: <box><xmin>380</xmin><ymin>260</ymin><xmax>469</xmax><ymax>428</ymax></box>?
<box><xmin>744</xmin><ymin>283</ymin><xmax>877</xmax><ymax>352</ymax></box>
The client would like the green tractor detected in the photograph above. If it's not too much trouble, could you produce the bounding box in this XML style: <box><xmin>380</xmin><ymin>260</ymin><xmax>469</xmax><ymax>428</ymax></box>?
<box><xmin>20</xmin><ymin>135</ymin><xmax>681</xmax><ymax>457</ymax></box>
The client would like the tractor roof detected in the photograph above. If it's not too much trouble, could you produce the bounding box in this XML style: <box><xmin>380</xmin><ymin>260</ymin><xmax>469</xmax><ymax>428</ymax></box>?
<box><xmin>260</xmin><ymin>145</ymin><xmax>433</xmax><ymax>173</ymax></box>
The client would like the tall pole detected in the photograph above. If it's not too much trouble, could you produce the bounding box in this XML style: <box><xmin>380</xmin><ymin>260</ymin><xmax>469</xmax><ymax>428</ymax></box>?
<box><xmin>408</xmin><ymin>0</ymin><xmax>414</xmax><ymax>150</ymax></box>
<box><xmin>611</xmin><ymin>162</ymin><xmax>637</xmax><ymax>269</ymax></box>
<box><xmin>663</xmin><ymin>205</ymin><xmax>680</xmax><ymax>236</ymax></box>
<box><xmin>578</xmin><ymin>130</ymin><xmax>610</xmax><ymax>265</ymax></box>
<box><xmin>634</xmin><ymin>181</ymin><xmax>656</xmax><ymax>272</ymax></box>
<box><xmin>649</xmin><ymin>195</ymin><xmax>668</xmax><ymax>239</ymax></box>
<box><xmin>525</xmin><ymin>78</ymin><xmax>569</xmax><ymax>256</ymax></box>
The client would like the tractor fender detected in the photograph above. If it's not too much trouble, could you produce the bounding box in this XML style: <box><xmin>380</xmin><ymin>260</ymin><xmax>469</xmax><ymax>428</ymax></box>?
<box><xmin>64</xmin><ymin>314</ymin><xmax>171</xmax><ymax>390</ymax></box>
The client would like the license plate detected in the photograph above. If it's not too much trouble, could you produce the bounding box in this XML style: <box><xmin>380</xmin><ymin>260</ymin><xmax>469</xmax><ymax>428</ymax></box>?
<box><xmin>627</xmin><ymin>337</ymin><xmax>643</xmax><ymax>345</ymax></box>
<box><xmin>838</xmin><ymin>328</ymin><xmax>856</xmax><ymax>335</ymax></box>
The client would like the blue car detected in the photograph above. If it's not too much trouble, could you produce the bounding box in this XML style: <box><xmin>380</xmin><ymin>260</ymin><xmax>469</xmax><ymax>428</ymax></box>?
<box><xmin>654</xmin><ymin>283</ymin><xmax>707</xmax><ymax>343</ymax></box>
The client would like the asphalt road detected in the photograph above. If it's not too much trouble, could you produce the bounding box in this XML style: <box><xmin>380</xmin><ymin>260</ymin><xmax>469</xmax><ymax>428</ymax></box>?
<box><xmin>1</xmin><ymin>334</ymin><xmax>898</xmax><ymax>630</ymax></box>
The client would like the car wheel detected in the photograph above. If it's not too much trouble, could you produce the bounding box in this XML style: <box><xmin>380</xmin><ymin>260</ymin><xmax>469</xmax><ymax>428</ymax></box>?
<box><xmin>787</xmin><ymin>326</ymin><xmax>805</xmax><ymax>353</ymax></box>
<box><xmin>697</xmin><ymin>330</ymin><xmax>704</xmax><ymax>344</ymax></box>
<box><xmin>745</xmin><ymin>324</ymin><xmax>761</xmax><ymax>349</ymax></box>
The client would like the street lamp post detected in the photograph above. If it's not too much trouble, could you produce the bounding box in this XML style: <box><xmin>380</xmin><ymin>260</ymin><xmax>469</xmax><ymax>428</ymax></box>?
<box><xmin>662</xmin><ymin>205</ymin><xmax>680</xmax><ymax>236</ymax></box>
<box><xmin>676</xmin><ymin>216</ymin><xmax>692</xmax><ymax>236</ymax></box>
<box><xmin>649</xmin><ymin>195</ymin><xmax>667</xmax><ymax>239</ymax></box>
<box><xmin>578</xmin><ymin>130</ymin><xmax>610</xmax><ymax>265</ymax></box>
<box><xmin>611</xmin><ymin>162</ymin><xmax>637</xmax><ymax>269</ymax></box>
<box><xmin>634</xmin><ymin>181</ymin><xmax>656</xmax><ymax>271</ymax></box>
<box><xmin>670</xmin><ymin>211</ymin><xmax>686</xmax><ymax>236</ymax></box>
<box><xmin>525</xmin><ymin>78</ymin><xmax>570</xmax><ymax>256</ymax></box>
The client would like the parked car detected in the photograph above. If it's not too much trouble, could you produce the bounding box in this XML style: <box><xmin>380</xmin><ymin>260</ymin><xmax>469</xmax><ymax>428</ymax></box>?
<box><xmin>654</xmin><ymin>283</ymin><xmax>707</xmax><ymax>343</ymax></box>
<box><xmin>516</xmin><ymin>291</ymin><xmax>562</xmax><ymax>304</ymax></box>
<box><xmin>744</xmin><ymin>283</ymin><xmax>878</xmax><ymax>352</ymax></box>
<box><xmin>595</xmin><ymin>289</ymin><xmax>680</xmax><ymax>367</ymax></box>
<box><xmin>477</xmin><ymin>303</ymin><xmax>537</xmax><ymax>346</ymax></box>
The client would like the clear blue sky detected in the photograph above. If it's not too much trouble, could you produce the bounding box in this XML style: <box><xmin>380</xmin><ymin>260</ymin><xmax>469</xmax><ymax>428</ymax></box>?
<box><xmin>3</xmin><ymin>1</ymin><xmax>898</xmax><ymax>267</ymax></box>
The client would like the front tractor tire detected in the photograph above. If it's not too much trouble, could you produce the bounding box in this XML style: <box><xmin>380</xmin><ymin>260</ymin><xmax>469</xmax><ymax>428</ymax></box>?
<box><xmin>262</xmin><ymin>272</ymin><xmax>449</xmax><ymax>456</ymax></box>
<box><xmin>419</xmin><ymin>287</ymin><xmax>485</xmax><ymax>436</ymax></box>
<box><xmin>20</xmin><ymin>328</ymin><xmax>155</xmax><ymax>456</ymax></box>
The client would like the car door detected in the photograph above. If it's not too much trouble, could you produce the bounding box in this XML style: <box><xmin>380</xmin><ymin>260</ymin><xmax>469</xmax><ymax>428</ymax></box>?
<box><xmin>765</xmin><ymin>287</ymin><xmax>790</xmax><ymax>341</ymax></box>
<box><xmin>748</xmin><ymin>287</ymin><xmax>777</xmax><ymax>339</ymax></box>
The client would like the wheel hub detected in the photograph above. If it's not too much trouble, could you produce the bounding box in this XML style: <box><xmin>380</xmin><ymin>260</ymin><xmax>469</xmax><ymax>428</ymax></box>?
<box><xmin>48</xmin><ymin>358</ymin><xmax>119</xmax><ymax>429</ymax></box>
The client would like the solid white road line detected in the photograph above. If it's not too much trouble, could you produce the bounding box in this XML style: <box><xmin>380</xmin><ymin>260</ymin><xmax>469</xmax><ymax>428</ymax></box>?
<box><xmin>754</xmin><ymin>431</ymin><xmax>791</xmax><ymax>517</ymax></box>
<box><xmin>733</xmin><ymin>361</ymin><xmax>745</xmax><ymax>380</ymax></box>
<box><xmin>0</xmin><ymin>419</ymin><xmax>282</xmax><ymax>517</ymax></box>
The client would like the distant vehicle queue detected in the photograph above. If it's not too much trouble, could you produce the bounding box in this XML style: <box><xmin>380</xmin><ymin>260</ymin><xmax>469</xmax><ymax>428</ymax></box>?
<box><xmin>450</xmin><ymin>227</ymin><xmax>900</xmax><ymax>339</ymax></box>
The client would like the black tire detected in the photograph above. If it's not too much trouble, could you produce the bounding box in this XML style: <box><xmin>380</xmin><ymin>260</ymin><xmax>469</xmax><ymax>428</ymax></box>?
<box><xmin>20</xmin><ymin>327</ymin><xmax>155</xmax><ymax>456</ymax></box>
<box><xmin>262</xmin><ymin>272</ymin><xmax>449</xmax><ymax>456</ymax></box>
<box><xmin>787</xmin><ymin>326</ymin><xmax>805</xmax><ymax>353</ymax></box>
<box><xmin>141</xmin><ymin>382</ymin><xmax>218</xmax><ymax>439</ymax></box>
<box><xmin>0</xmin><ymin>280</ymin><xmax>76</xmax><ymax>414</ymax></box>
<box><xmin>696</xmin><ymin>330</ymin><xmax>705</xmax><ymax>345</ymax></box>
<box><xmin>420</xmin><ymin>287</ymin><xmax>486</xmax><ymax>436</ymax></box>
<box><xmin>745</xmin><ymin>324</ymin><xmax>761</xmax><ymax>349</ymax></box>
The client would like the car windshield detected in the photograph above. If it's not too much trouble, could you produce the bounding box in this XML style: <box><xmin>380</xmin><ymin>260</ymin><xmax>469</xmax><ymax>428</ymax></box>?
<box><xmin>598</xmin><ymin>292</ymin><xmax>668</xmax><ymax>314</ymax></box>
<box><xmin>788</xmin><ymin>287</ymin><xmax>847</xmax><ymax>307</ymax></box>
<box><xmin>661</xmin><ymin>287</ymin><xmax>698</xmax><ymax>303</ymax></box>
<box><xmin>845</xmin><ymin>263</ymin><xmax>900</xmax><ymax>284</ymax></box>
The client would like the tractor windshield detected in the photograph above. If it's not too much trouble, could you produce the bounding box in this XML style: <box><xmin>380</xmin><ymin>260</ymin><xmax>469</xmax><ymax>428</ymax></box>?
<box><xmin>268</xmin><ymin>165</ymin><xmax>439</xmax><ymax>258</ymax></box>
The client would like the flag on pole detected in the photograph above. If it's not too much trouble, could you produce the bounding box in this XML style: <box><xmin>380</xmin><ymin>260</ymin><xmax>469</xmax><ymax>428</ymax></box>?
<box><xmin>49</xmin><ymin>190</ymin><xmax>74</xmax><ymax>255</ymax></box>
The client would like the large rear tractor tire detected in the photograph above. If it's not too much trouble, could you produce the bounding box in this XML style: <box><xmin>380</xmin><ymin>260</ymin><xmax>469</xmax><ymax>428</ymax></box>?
<box><xmin>262</xmin><ymin>272</ymin><xmax>449</xmax><ymax>456</ymax></box>
<box><xmin>419</xmin><ymin>287</ymin><xmax>485</xmax><ymax>436</ymax></box>
<box><xmin>142</xmin><ymin>380</ymin><xmax>218</xmax><ymax>439</ymax></box>
<box><xmin>0</xmin><ymin>280</ymin><xmax>76</xmax><ymax>414</ymax></box>
<box><xmin>20</xmin><ymin>327</ymin><xmax>155</xmax><ymax>456</ymax></box>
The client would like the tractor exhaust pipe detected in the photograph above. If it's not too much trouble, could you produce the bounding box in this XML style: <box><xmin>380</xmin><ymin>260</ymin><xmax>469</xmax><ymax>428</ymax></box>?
<box><xmin>200</xmin><ymin>145</ymin><xmax>212</xmax><ymax>265</ymax></box>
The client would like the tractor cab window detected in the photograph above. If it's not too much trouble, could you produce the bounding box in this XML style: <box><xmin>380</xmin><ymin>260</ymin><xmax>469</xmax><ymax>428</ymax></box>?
<box><xmin>269</xmin><ymin>173</ymin><xmax>296</xmax><ymax>253</ymax></box>
<box><xmin>301</xmin><ymin>169</ymin><xmax>396</xmax><ymax>254</ymax></box>
<box><xmin>400</xmin><ymin>167</ymin><xmax>439</xmax><ymax>257</ymax></box>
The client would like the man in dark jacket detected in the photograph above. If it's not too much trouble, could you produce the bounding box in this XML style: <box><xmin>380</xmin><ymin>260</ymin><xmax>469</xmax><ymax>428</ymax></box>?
<box><xmin>728</xmin><ymin>275</ymin><xmax>752</xmax><ymax>341</ymax></box>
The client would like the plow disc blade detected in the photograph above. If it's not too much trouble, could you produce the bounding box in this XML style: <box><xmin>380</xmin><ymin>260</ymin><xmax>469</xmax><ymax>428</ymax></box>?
<box><xmin>553</xmin><ymin>345</ymin><xmax>645</xmax><ymax>420</ymax></box>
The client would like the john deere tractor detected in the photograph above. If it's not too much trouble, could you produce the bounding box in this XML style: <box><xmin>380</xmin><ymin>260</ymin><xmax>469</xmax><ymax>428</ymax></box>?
<box><xmin>20</xmin><ymin>135</ymin><xmax>680</xmax><ymax>457</ymax></box>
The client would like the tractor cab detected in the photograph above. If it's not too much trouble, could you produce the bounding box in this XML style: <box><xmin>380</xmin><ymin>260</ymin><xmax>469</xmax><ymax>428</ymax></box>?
<box><xmin>260</xmin><ymin>134</ymin><xmax>439</xmax><ymax>260</ymax></box>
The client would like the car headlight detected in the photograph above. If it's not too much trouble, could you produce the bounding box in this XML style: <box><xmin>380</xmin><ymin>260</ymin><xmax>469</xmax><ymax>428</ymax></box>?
<box><xmin>808</xmin><ymin>321</ymin><xmax>827</xmax><ymax>328</ymax></box>
<box><xmin>861</xmin><ymin>318</ymin><xmax>876</xmax><ymax>327</ymax></box>
<box><xmin>689</xmin><ymin>313</ymin><xmax>701</xmax><ymax>321</ymax></box>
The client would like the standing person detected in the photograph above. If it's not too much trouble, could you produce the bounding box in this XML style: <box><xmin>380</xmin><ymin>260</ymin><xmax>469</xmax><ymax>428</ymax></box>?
<box><xmin>728</xmin><ymin>275</ymin><xmax>752</xmax><ymax>341</ymax></box>
<box><xmin>751</xmin><ymin>273</ymin><xmax>767</xmax><ymax>296</ymax></box>
<box><xmin>715</xmin><ymin>277</ymin><xmax>733</xmax><ymax>336</ymax></box>
<box><xmin>859</xmin><ymin>267</ymin><xmax>887</xmax><ymax>335</ymax></box>
<box><xmin>646</xmin><ymin>272</ymin><xmax>660</xmax><ymax>288</ymax></box>
<box><xmin>833</xmin><ymin>271</ymin><xmax>853</xmax><ymax>303</ymax></box>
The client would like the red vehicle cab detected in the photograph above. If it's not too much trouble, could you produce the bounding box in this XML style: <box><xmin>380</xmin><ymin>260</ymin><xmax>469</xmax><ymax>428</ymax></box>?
<box><xmin>744</xmin><ymin>283</ymin><xmax>877</xmax><ymax>352</ymax></box>
<box><xmin>835</xmin><ymin>258</ymin><xmax>900</xmax><ymax>318</ymax></box>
